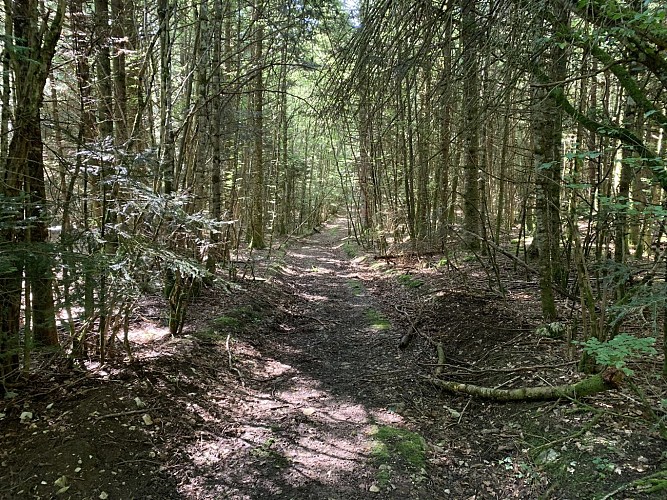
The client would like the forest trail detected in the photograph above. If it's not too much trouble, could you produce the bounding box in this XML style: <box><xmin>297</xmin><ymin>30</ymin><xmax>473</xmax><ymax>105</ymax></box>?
<box><xmin>4</xmin><ymin>219</ymin><xmax>664</xmax><ymax>499</ymax></box>
<box><xmin>209</xmin><ymin>218</ymin><xmax>434</xmax><ymax>498</ymax></box>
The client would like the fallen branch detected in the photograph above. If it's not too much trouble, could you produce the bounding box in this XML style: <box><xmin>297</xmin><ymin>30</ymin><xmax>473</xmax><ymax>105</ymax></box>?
<box><xmin>226</xmin><ymin>334</ymin><xmax>245</xmax><ymax>385</ymax></box>
<box><xmin>530</xmin><ymin>412</ymin><xmax>604</xmax><ymax>456</ymax></box>
<box><xmin>435</xmin><ymin>343</ymin><xmax>445</xmax><ymax>376</ymax></box>
<box><xmin>94</xmin><ymin>408</ymin><xmax>159</xmax><ymax>422</ymax></box>
<box><xmin>425</xmin><ymin>368</ymin><xmax>623</xmax><ymax>401</ymax></box>
<box><xmin>373</xmin><ymin>251</ymin><xmax>444</xmax><ymax>260</ymax></box>
<box><xmin>421</xmin><ymin>360</ymin><xmax>577</xmax><ymax>374</ymax></box>
<box><xmin>600</xmin><ymin>468</ymin><xmax>667</xmax><ymax>500</ymax></box>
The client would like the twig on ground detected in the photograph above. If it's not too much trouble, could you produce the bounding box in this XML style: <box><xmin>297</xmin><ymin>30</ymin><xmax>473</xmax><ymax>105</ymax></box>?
<box><xmin>599</xmin><ymin>468</ymin><xmax>667</xmax><ymax>500</ymax></box>
<box><xmin>226</xmin><ymin>334</ymin><xmax>245</xmax><ymax>386</ymax></box>
<box><xmin>530</xmin><ymin>412</ymin><xmax>604</xmax><ymax>456</ymax></box>
<box><xmin>94</xmin><ymin>408</ymin><xmax>160</xmax><ymax>422</ymax></box>
<box><xmin>458</xmin><ymin>398</ymin><xmax>471</xmax><ymax>425</ymax></box>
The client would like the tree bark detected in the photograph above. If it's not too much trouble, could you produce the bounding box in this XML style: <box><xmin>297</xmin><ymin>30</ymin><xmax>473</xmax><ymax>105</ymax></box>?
<box><xmin>249</xmin><ymin>2</ymin><xmax>265</xmax><ymax>249</ymax></box>
<box><xmin>158</xmin><ymin>0</ymin><xmax>174</xmax><ymax>195</ymax></box>
<box><xmin>111</xmin><ymin>0</ymin><xmax>129</xmax><ymax>145</ymax></box>
<box><xmin>532</xmin><ymin>5</ymin><xmax>567</xmax><ymax>321</ymax></box>
<box><xmin>461</xmin><ymin>0</ymin><xmax>481</xmax><ymax>250</ymax></box>
<box><xmin>1</xmin><ymin>1</ymin><xmax>65</xmax><ymax>379</ymax></box>
<box><xmin>426</xmin><ymin>367</ymin><xmax>623</xmax><ymax>401</ymax></box>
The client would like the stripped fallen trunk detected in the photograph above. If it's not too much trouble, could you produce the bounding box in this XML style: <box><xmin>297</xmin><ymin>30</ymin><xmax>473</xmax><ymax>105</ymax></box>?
<box><xmin>425</xmin><ymin>367</ymin><xmax>624</xmax><ymax>401</ymax></box>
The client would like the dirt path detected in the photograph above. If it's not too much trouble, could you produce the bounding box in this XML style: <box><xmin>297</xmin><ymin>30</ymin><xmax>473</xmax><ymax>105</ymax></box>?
<box><xmin>2</xmin><ymin>218</ymin><xmax>439</xmax><ymax>500</ymax></box>
<box><xmin>5</xmin><ymin>218</ymin><xmax>663</xmax><ymax>499</ymax></box>
<box><xmin>208</xmin><ymin>218</ymin><xmax>433</xmax><ymax>498</ymax></box>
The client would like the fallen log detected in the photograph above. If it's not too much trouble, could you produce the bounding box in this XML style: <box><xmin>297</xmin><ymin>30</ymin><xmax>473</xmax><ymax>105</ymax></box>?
<box><xmin>373</xmin><ymin>251</ymin><xmax>444</xmax><ymax>260</ymax></box>
<box><xmin>425</xmin><ymin>367</ymin><xmax>623</xmax><ymax>401</ymax></box>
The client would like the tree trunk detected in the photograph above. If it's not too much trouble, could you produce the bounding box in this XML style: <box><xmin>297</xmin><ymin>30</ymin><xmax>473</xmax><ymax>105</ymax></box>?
<box><xmin>70</xmin><ymin>0</ymin><xmax>97</xmax><ymax>361</ymax></box>
<box><xmin>532</xmin><ymin>6</ymin><xmax>567</xmax><ymax>321</ymax></box>
<box><xmin>434</xmin><ymin>19</ymin><xmax>452</xmax><ymax>242</ymax></box>
<box><xmin>0</xmin><ymin>5</ymin><xmax>11</xmax><ymax>170</ymax></box>
<box><xmin>208</xmin><ymin>0</ymin><xmax>223</xmax><ymax>273</ymax></box>
<box><xmin>461</xmin><ymin>0</ymin><xmax>481</xmax><ymax>250</ymax></box>
<box><xmin>111</xmin><ymin>0</ymin><xmax>129</xmax><ymax>146</ymax></box>
<box><xmin>158</xmin><ymin>0</ymin><xmax>174</xmax><ymax>195</ymax></box>
<box><xmin>1</xmin><ymin>1</ymin><xmax>65</xmax><ymax>379</ymax></box>
<box><xmin>249</xmin><ymin>2</ymin><xmax>265</xmax><ymax>249</ymax></box>
<box><xmin>427</xmin><ymin>367</ymin><xmax>623</xmax><ymax>401</ymax></box>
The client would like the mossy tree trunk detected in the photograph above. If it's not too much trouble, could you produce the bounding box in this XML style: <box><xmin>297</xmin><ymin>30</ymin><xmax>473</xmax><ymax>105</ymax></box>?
<box><xmin>249</xmin><ymin>1</ymin><xmax>266</xmax><ymax>249</ymax></box>
<box><xmin>427</xmin><ymin>368</ymin><xmax>623</xmax><ymax>401</ymax></box>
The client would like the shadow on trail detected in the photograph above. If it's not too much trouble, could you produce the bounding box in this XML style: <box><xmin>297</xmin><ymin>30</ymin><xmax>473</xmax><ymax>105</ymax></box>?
<box><xmin>212</xmin><ymin>219</ymin><xmax>440</xmax><ymax>499</ymax></box>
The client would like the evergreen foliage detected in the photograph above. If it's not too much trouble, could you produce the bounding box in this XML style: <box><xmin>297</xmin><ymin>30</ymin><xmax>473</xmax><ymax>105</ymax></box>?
<box><xmin>0</xmin><ymin>0</ymin><xmax>665</xmax><ymax>383</ymax></box>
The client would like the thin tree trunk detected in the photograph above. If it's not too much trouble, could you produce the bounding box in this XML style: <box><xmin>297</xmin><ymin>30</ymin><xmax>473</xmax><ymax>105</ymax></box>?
<box><xmin>461</xmin><ymin>0</ymin><xmax>481</xmax><ymax>250</ymax></box>
<box><xmin>95</xmin><ymin>0</ymin><xmax>115</xmax><ymax>363</ymax></box>
<box><xmin>0</xmin><ymin>4</ymin><xmax>11</xmax><ymax>170</ymax></box>
<box><xmin>249</xmin><ymin>2</ymin><xmax>265</xmax><ymax>249</ymax></box>
<box><xmin>111</xmin><ymin>0</ymin><xmax>129</xmax><ymax>146</ymax></box>
<box><xmin>158</xmin><ymin>0</ymin><xmax>175</xmax><ymax>195</ymax></box>
<box><xmin>532</xmin><ymin>6</ymin><xmax>567</xmax><ymax>321</ymax></box>
<box><xmin>208</xmin><ymin>0</ymin><xmax>223</xmax><ymax>272</ymax></box>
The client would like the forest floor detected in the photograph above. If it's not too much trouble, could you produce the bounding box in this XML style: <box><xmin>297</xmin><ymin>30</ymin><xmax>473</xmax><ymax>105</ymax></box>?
<box><xmin>2</xmin><ymin>218</ymin><xmax>667</xmax><ymax>499</ymax></box>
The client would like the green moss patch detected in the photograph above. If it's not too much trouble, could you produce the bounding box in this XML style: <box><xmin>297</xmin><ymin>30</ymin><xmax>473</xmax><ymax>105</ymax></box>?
<box><xmin>365</xmin><ymin>309</ymin><xmax>391</xmax><ymax>330</ymax></box>
<box><xmin>370</xmin><ymin>425</ymin><xmax>426</xmax><ymax>469</ymax></box>
<box><xmin>212</xmin><ymin>305</ymin><xmax>262</xmax><ymax>331</ymax></box>
<box><xmin>397</xmin><ymin>273</ymin><xmax>424</xmax><ymax>288</ymax></box>
<box><xmin>250</xmin><ymin>438</ymin><xmax>290</xmax><ymax>468</ymax></box>
<box><xmin>212</xmin><ymin>315</ymin><xmax>242</xmax><ymax>329</ymax></box>
<box><xmin>342</xmin><ymin>241</ymin><xmax>358</xmax><ymax>258</ymax></box>
<box><xmin>348</xmin><ymin>279</ymin><xmax>364</xmax><ymax>296</ymax></box>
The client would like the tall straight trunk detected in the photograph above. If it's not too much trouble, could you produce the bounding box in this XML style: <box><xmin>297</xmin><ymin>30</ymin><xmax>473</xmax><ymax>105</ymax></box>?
<box><xmin>615</xmin><ymin>94</ymin><xmax>638</xmax><ymax>264</ymax></box>
<box><xmin>358</xmin><ymin>84</ymin><xmax>373</xmax><ymax>235</ymax></box>
<box><xmin>208</xmin><ymin>0</ymin><xmax>223</xmax><ymax>272</ymax></box>
<box><xmin>532</xmin><ymin>6</ymin><xmax>568</xmax><ymax>321</ymax></box>
<box><xmin>223</xmin><ymin>0</ymin><xmax>239</xmax><ymax>256</ymax></box>
<box><xmin>0</xmin><ymin>6</ymin><xmax>11</xmax><ymax>170</ymax></box>
<box><xmin>398</xmin><ymin>78</ymin><xmax>416</xmax><ymax>240</ymax></box>
<box><xmin>495</xmin><ymin>89</ymin><xmax>512</xmax><ymax>244</ymax></box>
<box><xmin>111</xmin><ymin>0</ymin><xmax>129</xmax><ymax>146</ymax></box>
<box><xmin>95</xmin><ymin>0</ymin><xmax>115</xmax><ymax>363</ymax></box>
<box><xmin>69</xmin><ymin>0</ymin><xmax>96</xmax><ymax>360</ymax></box>
<box><xmin>416</xmin><ymin>65</ymin><xmax>431</xmax><ymax>240</ymax></box>
<box><xmin>174</xmin><ymin>20</ymin><xmax>197</xmax><ymax>194</ymax></box>
<box><xmin>249</xmin><ymin>2</ymin><xmax>265</xmax><ymax>249</ymax></box>
<box><xmin>1</xmin><ymin>1</ymin><xmax>21</xmax><ymax>380</ymax></box>
<box><xmin>566</xmin><ymin>47</ymin><xmax>589</xmax><ymax>266</ymax></box>
<box><xmin>194</xmin><ymin>0</ymin><xmax>210</xmax><ymax>256</ymax></box>
<box><xmin>95</xmin><ymin>0</ymin><xmax>114</xmax><ymax>142</ymax></box>
<box><xmin>461</xmin><ymin>0</ymin><xmax>481</xmax><ymax>250</ymax></box>
<box><xmin>277</xmin><ymin>30</ymin><xmax>291</xmax><ymax>236</ymax></box>
<box><xmin>630</xmin><ymin>166</ymin><xmax>648</xmax><ymax>258</ymax></box>
<box><xmin>1</xmin><ymin>1</ymin><xmax>65</xmax><ymax>379</ymax></box>
<box><xmin>158</xmin><ymin>0</ymin><xmax>174</xmax><ymax>195</ymax></box>
<box><xmin>435</xmin><ymin>15</ymin><xmax>453</xmax><ymax>241</ymax></box>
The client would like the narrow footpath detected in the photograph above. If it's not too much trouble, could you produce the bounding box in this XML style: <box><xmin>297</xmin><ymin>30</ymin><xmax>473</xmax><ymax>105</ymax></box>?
<box><xmin>211</xmin><ymin>218</ymin><xmax>435</xmax><ymax>498</ymax></box>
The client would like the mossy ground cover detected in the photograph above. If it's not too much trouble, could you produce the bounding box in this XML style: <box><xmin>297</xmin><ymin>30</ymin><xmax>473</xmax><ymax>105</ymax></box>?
<box><xmin>370</xmin><ymin>425</ymin><xmax>427</xmax><ymax>488</ymax></box>
<box><xmin>365</xmin><ymin>308</ymin><xmax>391</xmax><ymax>330</ymax></box>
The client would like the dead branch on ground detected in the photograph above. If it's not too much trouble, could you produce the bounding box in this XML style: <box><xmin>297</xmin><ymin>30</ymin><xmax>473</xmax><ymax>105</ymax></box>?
<box><xmin>424</xmin><ymin>367</ymin><xmax>623</xmax><ymax>401</ymax></box>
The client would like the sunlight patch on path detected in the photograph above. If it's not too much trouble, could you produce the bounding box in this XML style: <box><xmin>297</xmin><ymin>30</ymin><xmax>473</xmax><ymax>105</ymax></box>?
<box><xmin>179</xmin><ymin>362</ymin><xmax>408</xmax><ymax>494</ymax></box>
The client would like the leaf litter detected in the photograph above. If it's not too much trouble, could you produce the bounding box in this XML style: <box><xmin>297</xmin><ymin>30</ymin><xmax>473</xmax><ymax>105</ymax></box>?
<box><xmin>1</xmin><ymin>219</ymin><xmax>665</xmax><ymax>499</ymax></box>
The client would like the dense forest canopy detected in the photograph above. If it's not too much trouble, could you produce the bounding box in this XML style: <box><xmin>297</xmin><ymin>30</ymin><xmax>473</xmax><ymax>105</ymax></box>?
<box><xmin>1</xmin><ymin>0</ymin><xmax>666</xmax><ymax>387</ymax></box>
